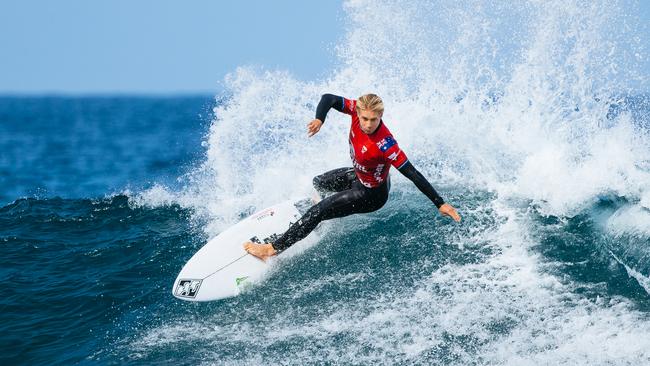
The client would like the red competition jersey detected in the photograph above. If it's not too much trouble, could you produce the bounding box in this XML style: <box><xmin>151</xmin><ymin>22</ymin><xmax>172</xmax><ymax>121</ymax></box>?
<box><xmin>341</xmin><ymin>97</ymin><xmax>409</xmax><ymax>188</ymax></box>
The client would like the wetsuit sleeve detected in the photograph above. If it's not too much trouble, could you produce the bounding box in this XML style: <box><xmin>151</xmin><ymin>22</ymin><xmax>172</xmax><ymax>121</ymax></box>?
<box><xmin>315</xmin><ymin>94</ymin><xmax>346</xmax><ymax>123</ymax></box>
<box><xmin>397</xmin><ymin>161</ymin><xmax>446</xmax><ymax>208</ymax></box>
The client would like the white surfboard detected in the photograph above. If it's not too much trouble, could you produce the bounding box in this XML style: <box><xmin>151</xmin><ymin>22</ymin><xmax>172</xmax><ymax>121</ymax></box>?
<box><xmin>172</xmin><ymin>197</ymin><xmax>314</xmax><ymax>302</ymax></box>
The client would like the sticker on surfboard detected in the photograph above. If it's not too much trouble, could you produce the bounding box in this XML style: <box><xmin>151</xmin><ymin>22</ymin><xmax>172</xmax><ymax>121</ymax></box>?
<box><xmin>175</xmin><ymin>279</ymin><xmax>202</xmax><ymax>298</ymax></box>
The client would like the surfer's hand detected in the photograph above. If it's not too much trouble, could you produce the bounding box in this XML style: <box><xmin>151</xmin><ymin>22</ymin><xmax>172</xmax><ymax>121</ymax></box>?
<box><xmin>307</xmin><ymin>119</ymin><xmax>323</xmax><ymax>137</ymax></box>
<box><xmin>439</xmin><ymin>203</ymin><xmax>461</xmax><ymax>222</ymax></box>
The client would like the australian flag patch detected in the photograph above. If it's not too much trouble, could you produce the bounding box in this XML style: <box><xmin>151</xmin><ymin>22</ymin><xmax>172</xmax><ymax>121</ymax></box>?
<box><xmin>376</xmin><ymin>136</ymin><xmax>397</xmax><ymax>152</ymax></box>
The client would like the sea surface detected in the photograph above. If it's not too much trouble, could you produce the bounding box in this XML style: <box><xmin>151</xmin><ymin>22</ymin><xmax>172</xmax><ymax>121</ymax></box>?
<box><xmin>2</xmin><ymin>1</ymin><xmax>650</xmax><ymax>365</ymax></box>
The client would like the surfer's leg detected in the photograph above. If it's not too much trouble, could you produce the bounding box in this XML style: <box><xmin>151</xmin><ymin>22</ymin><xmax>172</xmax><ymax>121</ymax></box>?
<box><xmin>313</xmin><ymin>167</ymin><xmax>356</xmax><ymax>197</ymax></box>
<box><xmin>271</xmin><ymin>181</ymin><xmax>389</xmax><ymax>252</ymax></box>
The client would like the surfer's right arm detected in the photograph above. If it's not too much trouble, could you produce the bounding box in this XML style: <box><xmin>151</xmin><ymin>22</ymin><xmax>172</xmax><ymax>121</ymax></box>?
<box><xmin>308</xmin><ymin>94</ymin><xmax>346</xmax><ymax>137</ymax></box>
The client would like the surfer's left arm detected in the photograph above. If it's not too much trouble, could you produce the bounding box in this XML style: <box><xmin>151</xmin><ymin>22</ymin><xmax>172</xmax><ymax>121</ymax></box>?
<box><xmin>397</xmin><ymin>161</ymin><xmax>461</xmax><ymax>222</ymax></box>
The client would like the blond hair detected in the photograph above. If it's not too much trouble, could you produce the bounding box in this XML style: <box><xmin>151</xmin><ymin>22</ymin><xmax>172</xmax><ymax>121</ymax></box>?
<box><xmin>356</xmin><ymin>93</ymin><xmax>384</xmax><ymax>114</ymax></box>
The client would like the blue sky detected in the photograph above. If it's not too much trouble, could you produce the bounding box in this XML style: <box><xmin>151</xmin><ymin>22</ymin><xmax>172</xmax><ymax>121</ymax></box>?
<box><xmin>0</xmin><ymin>1</ymin><xmax>343</xmax><ymax>94</ymax></box>
<box><xmin>1</xmin><ymin>1</ymin><xmax>648</xmax><ymax>94</ymax></box>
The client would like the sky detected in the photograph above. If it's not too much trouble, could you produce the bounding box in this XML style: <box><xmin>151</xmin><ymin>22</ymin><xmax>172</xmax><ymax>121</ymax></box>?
<box><xmin>0</xmin><ymin>1</ymin><xmax>344</xmax><ymax>94</ymax></box>
<box><xmin>1</xmin><ymin>1</ymin><xmax>648</xmax><ymax>95</ymax></box>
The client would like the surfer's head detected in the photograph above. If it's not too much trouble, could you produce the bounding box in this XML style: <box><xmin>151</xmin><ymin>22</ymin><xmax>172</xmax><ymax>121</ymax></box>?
<box><xmin>356</xmin><ymin>93</ymin><xmax>383</xmax><ymax>134</ymax></box>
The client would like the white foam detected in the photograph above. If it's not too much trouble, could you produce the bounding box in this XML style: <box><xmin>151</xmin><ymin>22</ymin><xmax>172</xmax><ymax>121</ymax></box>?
<box><xmin>609</xmin><ymin>251</ymin><xmax>650</xmax><ymax>295</ymax></box>
<box><xmin>135</xmin><ymin>0</ymin><xmax>649</xmax><ymax>225</ymax></box>
<box><xmin>606</xmin><ymin>204</ymin><xmax>650</xmax><ymax>237</ymax></box>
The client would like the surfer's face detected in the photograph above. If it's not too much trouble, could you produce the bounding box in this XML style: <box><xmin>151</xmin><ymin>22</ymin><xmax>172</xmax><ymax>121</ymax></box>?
<box><xmin>357</xmin><ymin>108</ymin><xmax>382</xmax><ymax>134</ymax></box>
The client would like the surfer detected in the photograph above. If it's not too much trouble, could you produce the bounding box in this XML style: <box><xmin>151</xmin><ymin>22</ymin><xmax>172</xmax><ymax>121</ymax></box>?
<box><xmin>244</xmin><ymin>93</ymin><xmax>461</xmax><ymax>260</ymax></box>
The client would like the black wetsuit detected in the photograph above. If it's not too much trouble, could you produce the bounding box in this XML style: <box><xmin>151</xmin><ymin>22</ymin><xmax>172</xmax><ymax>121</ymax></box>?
<box><xmin>271</xmin><ymin>94</ymin><xmax>445</xmax><ymax>252</ymax></box>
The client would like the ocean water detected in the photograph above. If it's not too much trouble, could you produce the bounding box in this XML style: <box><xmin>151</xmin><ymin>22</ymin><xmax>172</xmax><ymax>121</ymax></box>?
<box><xmin>2</xmin><ymin>1</ymin><xmax>650</xmax><ymax>365</ymax></box>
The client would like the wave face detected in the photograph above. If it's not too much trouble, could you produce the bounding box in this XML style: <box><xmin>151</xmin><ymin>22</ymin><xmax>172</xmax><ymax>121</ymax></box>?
<box><xmin>2</xmin><ymin>1</ymin><xmax>650</xmax><ymax>365</ymax></box>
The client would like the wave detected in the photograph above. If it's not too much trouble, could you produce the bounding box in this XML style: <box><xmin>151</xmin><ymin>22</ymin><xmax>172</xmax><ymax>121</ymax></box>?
<box><xmin>121</xmin><ymin>0</ymin><xmax>650</xmax><ymax>364</ymax></box>
<box><xmin>0</xmin><ymin>195</ymin><xmax>202</xmax><ymax>364</ymax></box>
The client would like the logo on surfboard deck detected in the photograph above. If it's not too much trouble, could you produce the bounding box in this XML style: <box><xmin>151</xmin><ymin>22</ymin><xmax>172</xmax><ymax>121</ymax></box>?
<box><xmin>236</xmin><ymin>276</ymin><xmax>254</xmax><ymax>292</ymax></box>
<box><xmin>175</xmin><ymin>279</ymin><xmax>202</xmax><ymax>298</ymax></box>
<box><xmin>236</xmin><ymin>276</ymin><xmax>249</xmax><ymax>286</ymax></box>
<box><xmin>253</xmin><ymin>209</ymin><xmax>275</xmax><ymax>221</ymax></box>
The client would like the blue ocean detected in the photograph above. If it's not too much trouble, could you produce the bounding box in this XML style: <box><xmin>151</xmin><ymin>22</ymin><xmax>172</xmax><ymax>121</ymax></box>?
<box><xmin>2</xmin><ymin>1</ymin><xmax>650</xmax><ymax>365</ymax></box>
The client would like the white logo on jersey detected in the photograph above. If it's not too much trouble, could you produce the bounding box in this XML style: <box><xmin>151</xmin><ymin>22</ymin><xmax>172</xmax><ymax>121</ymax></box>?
<box><xmin>387</xmin><ymin>151</ymin><xmax>399</xmax><ymax>161</ymax></box>
<box><xmin>361</xmin><ymin>145</ymin><xmax>367</xmax><ymax>154</ymax></box>
<box><xmin>353</xmin><ymin>160</ymin><xmax>369</xmax><ymax>173</ymax></box>
<box><xmin>373</xmin><ymin>164</ymin><xmax>385</xmax><ymax>183</ymax></box>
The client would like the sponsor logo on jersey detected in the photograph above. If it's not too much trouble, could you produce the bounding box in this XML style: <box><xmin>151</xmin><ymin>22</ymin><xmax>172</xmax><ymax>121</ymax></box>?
<box><xmin>373</xmin><ymin>164</ymin><xmax>385</xmax><ymax>183</ymax></box>
<box><xmin>361</xmin><ymin>145</ymin><xmax>367</xmax><ymax>154</ymax></box>
<box><xmin>387</xmin><ymin>151</ymin><xmax>399</xmax><ymax>161</ymax></box>
<box><xmin>352</xmin><ymin>159</ymin><xmax>369</xmax><ymax>173</ymax></box>
<box><xmin>376</xmin><ymin>136</ymin><xmax>397</xmax><ymax>152</ymax></box>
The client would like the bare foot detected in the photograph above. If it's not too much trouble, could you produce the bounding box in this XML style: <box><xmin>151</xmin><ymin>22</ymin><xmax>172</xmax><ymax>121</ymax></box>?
<box><xmin>243</xmin><ymin>242</ymin><xmax>277</xmax><ymax>261</ymax></box>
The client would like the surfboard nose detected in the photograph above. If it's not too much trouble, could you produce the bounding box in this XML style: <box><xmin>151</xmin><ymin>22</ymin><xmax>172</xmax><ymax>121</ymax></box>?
<box><xmin>172</xmin><ymin>198</ymin><xmax>309</xmax><ymax>302</ymax></box>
